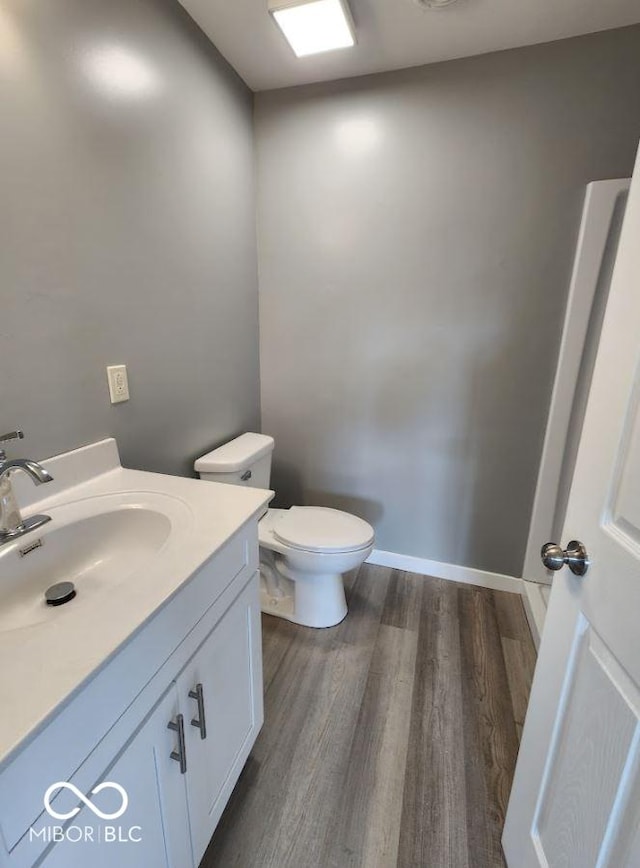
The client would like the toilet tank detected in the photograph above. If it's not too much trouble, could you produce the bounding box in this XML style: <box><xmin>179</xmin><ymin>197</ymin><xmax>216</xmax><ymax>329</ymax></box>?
<box><xmin>194</xmin><ymin>433</ymin><xmax>274</xmax><ymax>489</ymax></box>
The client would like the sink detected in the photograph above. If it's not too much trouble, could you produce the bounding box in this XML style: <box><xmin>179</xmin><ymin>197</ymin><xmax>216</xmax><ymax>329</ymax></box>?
<box><xmin>0</xmin><ymin>492</ymin><xmax>192</xmax><ymax>633</ymax></box>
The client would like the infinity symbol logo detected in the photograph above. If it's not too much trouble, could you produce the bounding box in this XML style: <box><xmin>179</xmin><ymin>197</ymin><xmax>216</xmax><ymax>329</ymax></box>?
<box><xmin>43</xmin><ymin>781</ymin><xmax>129</xmax><ymax>820</ymax></box>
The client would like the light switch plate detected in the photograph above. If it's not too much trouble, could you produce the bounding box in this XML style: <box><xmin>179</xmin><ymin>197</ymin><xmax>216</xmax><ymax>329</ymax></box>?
<box><xmin>106</xmin><ymin>365</ymin><xmax>130</xmax><ymax>404</ymax></box>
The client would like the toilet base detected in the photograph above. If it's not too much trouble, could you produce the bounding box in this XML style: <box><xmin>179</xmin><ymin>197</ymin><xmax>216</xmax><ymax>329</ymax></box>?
<box><xmin>259</xmin><ymin>565</ymin><xmax>348</xmax><ymax>628</ymax></box>
<box><xmin>260</xmin><ymin>585</ymin><xmax>296</xmax><ymax>622</ymax></box>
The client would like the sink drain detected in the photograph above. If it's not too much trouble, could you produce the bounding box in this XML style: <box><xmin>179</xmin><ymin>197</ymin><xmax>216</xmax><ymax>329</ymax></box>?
<box><xmin>45</xmin><ymin>581</ymin><xmax>76</xmax><ymax>606</ymax></box>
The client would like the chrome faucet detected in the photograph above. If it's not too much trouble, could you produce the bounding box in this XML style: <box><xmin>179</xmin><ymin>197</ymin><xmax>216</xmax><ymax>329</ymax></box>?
<box><xmin>0</xmin><ymin>430</ymin><xmax>54</xmax><ymax>545</ymax></box>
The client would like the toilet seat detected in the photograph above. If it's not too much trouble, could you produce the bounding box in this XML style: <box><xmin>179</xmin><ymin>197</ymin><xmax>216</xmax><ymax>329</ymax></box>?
<box><xmin>272</xmin><ymin>506</ymin><xmax>374</xmax><ymax>554</ymax></box>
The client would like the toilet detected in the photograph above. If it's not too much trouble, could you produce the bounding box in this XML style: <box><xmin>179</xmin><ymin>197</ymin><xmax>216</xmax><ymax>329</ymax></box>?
<box><xmin>195</xmin><ymin>433</ymin><xmax>374</xmax><ymax>627</ymax></box>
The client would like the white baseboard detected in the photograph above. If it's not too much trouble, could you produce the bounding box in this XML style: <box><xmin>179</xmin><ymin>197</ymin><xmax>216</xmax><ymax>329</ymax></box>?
<box><xmin>366</xmin><ymin>549</ymin><xmax>524</xmax><ymax>595</ymax></box>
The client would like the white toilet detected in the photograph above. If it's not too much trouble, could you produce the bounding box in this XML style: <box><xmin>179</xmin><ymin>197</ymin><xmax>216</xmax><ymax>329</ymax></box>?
<box><xmin>195</xmin><ymin>433</ymin><xmax>374</xmax><ymax>628</ymax></box>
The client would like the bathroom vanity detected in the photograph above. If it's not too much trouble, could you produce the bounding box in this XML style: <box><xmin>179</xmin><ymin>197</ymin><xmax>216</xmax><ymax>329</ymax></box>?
<box><xmin>0</xmin><ymin>439</ymin><xmax>272</xmax><ymax>868</ymax></box>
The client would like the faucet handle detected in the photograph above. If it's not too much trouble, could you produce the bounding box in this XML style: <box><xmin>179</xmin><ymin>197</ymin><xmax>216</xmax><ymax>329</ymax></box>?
<box><xmin>0</xmin><ymin>431</ymin><xmax>24</xmax><ymax>461</ymax></box>
<box><xmin>0</xmin><ymin>431</ymin><xmax>24</xmax><ymax>444</ymax></box>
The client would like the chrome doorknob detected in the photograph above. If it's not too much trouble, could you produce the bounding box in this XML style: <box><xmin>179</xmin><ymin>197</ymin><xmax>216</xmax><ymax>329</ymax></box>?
<box><xmin>541</xmin><ymin>541</ymin><xmax>590</xmax><ymax>577</ymax></box>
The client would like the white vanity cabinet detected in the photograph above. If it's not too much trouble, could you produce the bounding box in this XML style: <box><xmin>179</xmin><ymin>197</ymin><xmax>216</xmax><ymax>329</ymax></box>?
<box><xmin>0</xmin><ymin>522</ymin><xmax>264</xmax><ymax>868</ymax></box>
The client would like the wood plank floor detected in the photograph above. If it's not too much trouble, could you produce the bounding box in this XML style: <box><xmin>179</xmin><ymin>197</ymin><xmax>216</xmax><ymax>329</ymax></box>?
<box><xmin>200</xmin><ymin>565</ymin><xmax>537</xmax><ymax>868</ymax></box>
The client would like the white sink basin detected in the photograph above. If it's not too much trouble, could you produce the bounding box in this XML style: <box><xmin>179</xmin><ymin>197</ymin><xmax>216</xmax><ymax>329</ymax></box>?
<box><xmin>0</xmin><ymin>492</ymin><xmax>192</xmax><ymax>633</ymax></box>
<box><xmin>0</xmin><ymin>438</ymin><xmax>272</xmax><ymax>768</ymax></box>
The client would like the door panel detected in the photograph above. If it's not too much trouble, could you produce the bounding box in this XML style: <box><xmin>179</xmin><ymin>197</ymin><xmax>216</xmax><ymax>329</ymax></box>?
<box><xmin>606</xmin><ymin>758</ymin><xmax>640</xmax><ymax>868</ymax></box>
<box><xmin>610</xmin><ymin>388</ymin><xmax>640</xmax><ymax>541</ymax></box>
<box><xmin>533</xmin><ymin>621</ymin><xmax>640</xmax><ymax>867</ymax></box>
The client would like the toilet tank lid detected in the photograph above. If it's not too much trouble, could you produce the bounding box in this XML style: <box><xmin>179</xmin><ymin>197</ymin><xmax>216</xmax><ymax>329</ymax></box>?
<box><xmin>194</xmin><ymin>433</ymin><xmax>274</xmax><ymax>473</ymax></box>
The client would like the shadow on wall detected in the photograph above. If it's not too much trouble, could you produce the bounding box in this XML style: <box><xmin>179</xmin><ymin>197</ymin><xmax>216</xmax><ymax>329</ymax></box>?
<box><xmin>306</xmin><ymin>490</ymin><xmax>384</xmax><ymax>528</ymax></box>
<box><xmin>270</xmin><ymin>461</ymin><xmax>384</xmax><ymax>526</ymax></box>
<box><xmin>269</xmin><ymin>459</ymin><xmax>304</xmax><ymax>508</ymax></box>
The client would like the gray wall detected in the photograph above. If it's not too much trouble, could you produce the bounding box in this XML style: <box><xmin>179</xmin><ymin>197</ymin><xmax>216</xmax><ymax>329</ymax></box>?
<box><xmin>255</xmin><ymin>26</ymin><xmax>640</xmax><ymax>576</ymax></box>
<box><xmin>1</xmin><ymin>0</ymin><xmax>260</xmax><ymax>476</ymax></box>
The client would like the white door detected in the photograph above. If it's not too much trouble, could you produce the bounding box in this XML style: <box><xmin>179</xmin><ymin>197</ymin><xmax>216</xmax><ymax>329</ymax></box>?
<box><xmin>503</xmin><ymin>143</ymin><xmax>640</xmax><ymax>866</ymax></box>
<box><xmin>38</xmin><ymin>684</ymin><xmax>193</xmax><ymax>868</ymax></box>
<box><xmin>178</xmin><ymin>576</ymin><xmax>263</xmax><ymax>865</ymax></box>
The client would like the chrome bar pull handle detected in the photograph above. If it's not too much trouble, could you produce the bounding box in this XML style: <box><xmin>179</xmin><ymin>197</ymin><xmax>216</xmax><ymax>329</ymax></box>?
<box><xmin>189</xmin><ymin>683</ymin><xmax>207</xmax><ymax>740</ymax></box>
<box><xmin>168</xmin><ymin>713</ymin><xmax>187</xmax><ymax>773</ymax></box>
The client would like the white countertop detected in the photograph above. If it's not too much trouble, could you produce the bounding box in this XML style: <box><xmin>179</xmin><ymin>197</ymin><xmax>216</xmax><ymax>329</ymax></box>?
<box><xmin>0</xmin><ymin>439</ymin><xmax>272</xmax><ymax>765</ymax></box>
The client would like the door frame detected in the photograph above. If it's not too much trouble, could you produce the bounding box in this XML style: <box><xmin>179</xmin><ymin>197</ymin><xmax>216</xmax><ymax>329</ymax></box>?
<box><xmin>522</xmin><ymin>179</ymin><xmax>630</xmax><ymax>584</ymax></box>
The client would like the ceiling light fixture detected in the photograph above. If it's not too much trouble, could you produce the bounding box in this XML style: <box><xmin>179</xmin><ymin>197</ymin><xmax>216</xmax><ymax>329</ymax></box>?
<box><xmin>268</xmin><ymin>0</ymin><xmax>356</xmax><ymax>58</ymax></box>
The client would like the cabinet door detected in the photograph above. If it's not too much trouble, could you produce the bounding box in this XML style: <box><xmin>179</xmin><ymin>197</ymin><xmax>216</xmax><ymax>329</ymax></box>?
<box><xmin>37</xmin><ymin>684</ymin><xmax>193</xmax><ymax>868</ymax></box>
<box><xmin>178</xmin><ymin>575</ymin><xmax>263</xmax><ymax>864</ymax></box>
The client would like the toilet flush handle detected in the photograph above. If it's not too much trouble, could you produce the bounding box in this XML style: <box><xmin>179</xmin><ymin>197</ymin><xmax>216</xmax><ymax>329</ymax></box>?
<box><xmin>241</xmin><ymin>470</ymin><xmax>252</xmax><ymax>481</ymax></box>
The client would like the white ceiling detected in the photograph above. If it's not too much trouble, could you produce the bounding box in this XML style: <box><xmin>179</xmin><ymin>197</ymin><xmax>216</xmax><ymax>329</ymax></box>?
<box><xmin>178</xmin><ymin>0</ymin><xmax>640</xmax><ymax>92</ymax></box>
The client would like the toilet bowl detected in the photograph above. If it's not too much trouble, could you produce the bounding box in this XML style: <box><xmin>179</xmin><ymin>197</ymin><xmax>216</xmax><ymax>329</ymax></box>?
<box><xmin>194</xmin><ymin>434</ymin><xmax>374</xmax><ymax>628</ymax></box>
<box><xmin>258</xmin><ymin>507</ymin><xmax>374</xmax><ymax>627</ymax></box>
